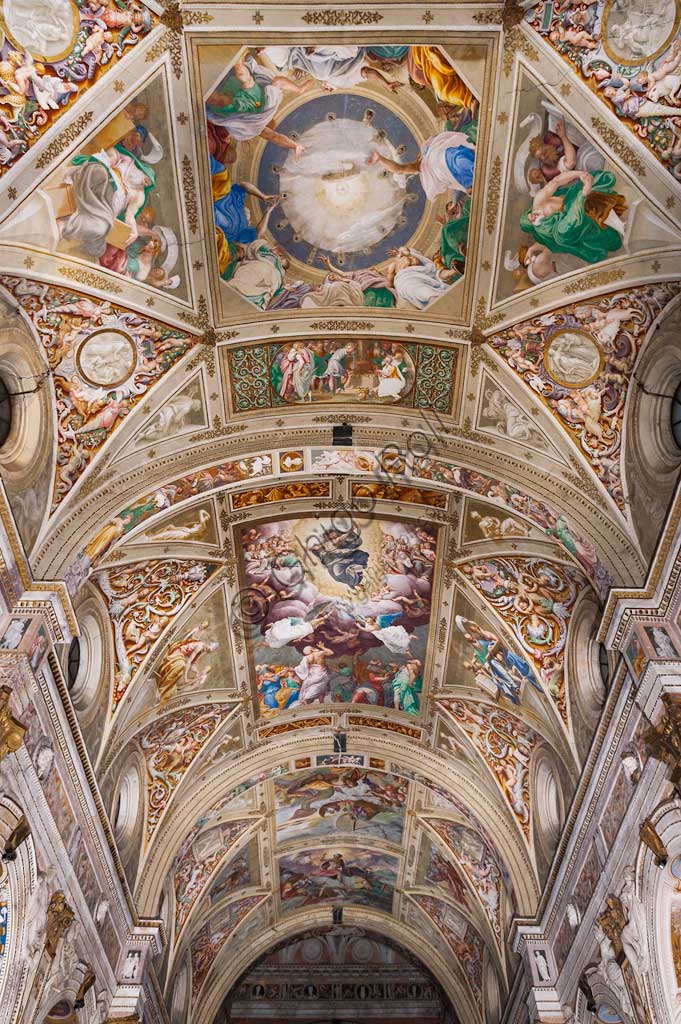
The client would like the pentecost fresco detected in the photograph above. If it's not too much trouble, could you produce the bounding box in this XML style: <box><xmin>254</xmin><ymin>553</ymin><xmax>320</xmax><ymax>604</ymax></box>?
<box><xmin>239</xmin><ymin>517</ymin><xmax>438</xmax><ymax>718</ymax></box>
<box><xmin>205</xmin><ymin>45</ymin><xmax>479</xmax><ymax>312</ymax></box>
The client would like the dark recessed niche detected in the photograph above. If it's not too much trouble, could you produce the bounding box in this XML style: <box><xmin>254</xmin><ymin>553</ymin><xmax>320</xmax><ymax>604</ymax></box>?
<box><xmin>0</xmin><ymin>377</ymin><xmax>12</xmax><ymax>449</ymax></box>
<box><xmin>671</xmin><ymin>380</ymin><xmax>681</xmax><ymax>450</ymax></box>
<box><xmin>67</xmin><ymin>637</ymin><xmax>81</xmax><ymax>691</ymax></box>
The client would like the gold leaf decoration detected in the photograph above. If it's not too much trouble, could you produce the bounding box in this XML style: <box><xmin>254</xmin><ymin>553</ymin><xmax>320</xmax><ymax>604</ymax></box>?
<box><xmin>36</xmin><ymin>113</ymin><xmax>94</xmax><ymax>169</ymax></box>
<box><xmin>473</xmin><ymin>10</ymin><xmax>503</xmax><ymax>23</ymax></box>
<box><xmin>301</xmin><ymin>9</ymin><xmax>382</xmax><ymax>25</ymax></box>
<box><xmin>309</xmin><ymin>320</ymin><xmax>375</xmax><ymax>331</ymax></box>
<box><xmin>146</xmin><ymin>29</ymin><xmax>183</xmax><ymax>78</ymax></box>
<box><xmin>182</xmin><ymin>155</ymin><xmax>198</xmax><ymax>233</ymax></box>
<box><xmin>591</xmin><ymin>117</ymin><xmax>647</xmax><ymax>177</ymax></box>
<box><xmin>563</xmin><ymin>268</ymin><xmax>626</xmax><ymax>296</ymax></box>
<box><xmin>502</xmin><ymin>26</ymin><xmax>538</xmax><ymax>76</ymax></box>
<box><xmin>486</xmin><ymin>156</ymin><xmax>503</xmax><ymax>235</ymax></box>
<box><xmin>57</xmin><ymin>266</ymin><xmax>122</xmax><ymax>295</ymax></box>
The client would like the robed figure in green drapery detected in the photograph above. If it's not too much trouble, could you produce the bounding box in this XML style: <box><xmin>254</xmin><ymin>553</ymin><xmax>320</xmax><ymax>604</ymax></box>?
<box><xmin>519</xmin><ymin>169</ymin><xmax>626</xmax><ymax>264</ymax></box>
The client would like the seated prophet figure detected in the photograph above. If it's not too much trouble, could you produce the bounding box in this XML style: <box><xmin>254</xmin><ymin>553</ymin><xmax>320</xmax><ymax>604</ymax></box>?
<box><xmin>520</xmin><ymin>168</ymin><xmax>627</xmax><ymax>265</ymax></box>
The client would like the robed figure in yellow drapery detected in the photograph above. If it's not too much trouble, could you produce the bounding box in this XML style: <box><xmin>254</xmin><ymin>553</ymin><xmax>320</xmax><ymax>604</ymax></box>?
<box><xmin>408</xmin><ymin>46</ymin><xmax>474</xmax><ymax>110</ymax></box>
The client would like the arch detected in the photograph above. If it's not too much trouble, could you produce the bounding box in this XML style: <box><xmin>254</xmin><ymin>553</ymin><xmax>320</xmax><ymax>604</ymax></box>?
<box><xmin>170</xmin><ymin>956</ymin><xmax>190</xmax><ymax>1024</ymax></box>
<box><xmin>192</xmin><ymin>907</ymin><xmax>481</xmax><ymax>1024</ymax></box>
<box><xmin>483</xmin><ymin>952</ymin><xmax>503</xmax><ymax>1024</ymax></box>
<box><xmin>623</xmin><ymin>294</ymin><xmax>681</xmax><ymax>561</ymax></box>
<box><xmin>567</xmin><ymin>590</ymin><xmax>606</xmax><ymax>764</ymax></box>
<box><xmin>112</xmin><ymin>759</ymin><xmax>143</xmax><ymax>850</ymax></box>
<box><xmin>641</xmin><ymin>802</ymin><xmax>681</xmax><ymax>1024</ymax></box>
<box><xmin>0</xmin><ymin>796</ymin><xmax>37</xmax><ymax>1024</ymax></box>
<box><xmin>531</xmin><ymin>748</ymin><xmax>566</xmax><ymax>879</ymax></box>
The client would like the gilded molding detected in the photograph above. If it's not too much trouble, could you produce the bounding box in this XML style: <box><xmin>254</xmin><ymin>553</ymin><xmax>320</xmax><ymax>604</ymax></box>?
<box><xmin>309</xmin><ymin>320</ymin><xmax>375</xmax><ymax>331</ymax></box>
<box><xmin>57</xmin><ymin>265</ymin><xmax>122</xmax><ymax>295</ymax></box>
<box><xmin>563</xmin><ymin>269</ymin><xmax>626</xmax><ymax>296</ymax></box>
<box><xmin>301</xmin><ymin>10</ymin><xmax>382</xmax><ymax>25</ymax></box>
<box><xmin>485</xmin><ymin>156</ymin><xmax>503</xmax><ymax>235</ymax></box>
<box><xmin>182</xmin><ymin>154</ymin><xmax>199</xmax><ymax>234</ymax></box>
<box><xmin>591</xmin><ymin>117</ymin><xmax>647</xmax><ymax>177</ymax></box>
<box><xmin>36</xmin><ymin>113</ymin><xmax>94</xmax><ymax>169</ymax></box>
<box><xmin>502</xmin><ymin>27</ymin><xmax>538</xmax><ymax>77</ymax></box>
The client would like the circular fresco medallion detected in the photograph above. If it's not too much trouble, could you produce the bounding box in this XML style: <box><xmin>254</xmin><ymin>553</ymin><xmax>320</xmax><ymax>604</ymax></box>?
<box><xmin>670</xmin><ymin>855</ymin><xmax>681</xmax><ymax>879</ymax></box>
<box><xmin>544</xmin><ymin>330</ymin><xmax>602</xmax><ymax>388</ymax></box>
<box><xmin>257</xmin><ymin>93</ymin><xmax>426</xmax><ymax>272</ymax></box>
<box><xmin>2</xmin><ymin>0</ymin><xmax>79</xmax><ymax>61</ymax></box>
<box><xmin>76</xmin><ymin>330</ymin><xmax>137</xmax><ymax>389</ymax></box>
<box><xmin>601</xmin><ymin>0</ymin><xmax>681</xmax><ymax>66</ymax></box>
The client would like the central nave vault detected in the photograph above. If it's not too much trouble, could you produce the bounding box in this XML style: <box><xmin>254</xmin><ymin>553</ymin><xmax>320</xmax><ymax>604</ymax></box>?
<box><xmin>0</xmin><ymin>2</ymin><xmax>680</xmax><ymax>1023</ymax></box>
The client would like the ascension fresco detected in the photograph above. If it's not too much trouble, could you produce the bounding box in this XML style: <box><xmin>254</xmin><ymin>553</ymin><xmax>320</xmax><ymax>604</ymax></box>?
<box><xmin>527</xmin><ymin>0</ymin><xmax>681</xmax><ymax>179</ymax></box>
<box><xmin>205</xmin><ymin>45</ymin><xmax>478</xmax><ymax>312</ymax></box>
<box><xmin>239</xmin><ymin>517</ymin><xmax>437</xmax><ymax>718</ymax></box>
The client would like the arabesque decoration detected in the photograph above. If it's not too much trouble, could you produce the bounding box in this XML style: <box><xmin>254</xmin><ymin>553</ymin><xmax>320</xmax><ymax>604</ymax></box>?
<box><xmin>0</xmin><ymin>276</ymin><xmax>196</xmax><ymax>511</ymax></box>
<box><xmin>489</xmin><ymin>283</ymin><xmax>681</xmax><ymax>509</ymax></box>
<box><xmin>94</xmin><ymin>559</ymin><xmax>219</xmax><ymax>709</ymax></box>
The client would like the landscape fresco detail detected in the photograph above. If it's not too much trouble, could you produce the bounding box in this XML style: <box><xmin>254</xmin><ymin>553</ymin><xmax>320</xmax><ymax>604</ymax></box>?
<box><xmin>240</xmin><ymin>517</ymin><xmax>437</xmax><ymax>718</ymax></box>
<box><xmin>205</xmin><ymin>45</ymin><xmax>478</xmax><ymax>311</ymax></box>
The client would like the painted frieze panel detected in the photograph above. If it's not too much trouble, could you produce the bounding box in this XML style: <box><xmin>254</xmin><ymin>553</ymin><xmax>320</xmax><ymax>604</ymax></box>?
<box><xmin>225</xmin><ymin>338</ymin><xmax>461</xmax><ymax>415</ymax></box>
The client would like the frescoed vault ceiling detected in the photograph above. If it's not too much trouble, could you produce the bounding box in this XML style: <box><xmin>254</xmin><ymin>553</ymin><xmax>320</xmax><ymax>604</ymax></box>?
<box><xmin>1</xmin><ymin>2</ymin><xmax>680</xmax><ymax>1023</ymax></box>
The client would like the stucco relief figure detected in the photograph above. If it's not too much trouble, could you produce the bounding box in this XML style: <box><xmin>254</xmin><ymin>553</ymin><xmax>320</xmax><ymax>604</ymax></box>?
<box><xmin>3</xmin><ymin>0</ymin><xmax>76</xmax><ymax>59</ymax></box>
<box><xmin>619</xmin><ymin>868</ymin><xmax>648</xmax><ymax>974</ymax></box>
<box><xmin>137</xmin><ymin>394</ymin><xmax>203</xmax><ymax>443</ymax></box>
<box><xmin>595</xmin><ymin>922</ymin><xmax>633</xmax><ymax>1021</ymax></box>
<box><xmin>149</xmin><ymin>510</ymin><xmax>211</xmax><ymax>543</ymax></box>
<box><xmin>469</xmin><ymin>510</ymin><xmax>530</xmax><ymax>540</ymax></box>
<box><xmin>23</xmin><ymin>867</ymin><xmax>55</xmax><ymax>966</ymax></box>
<box><xmin>534</xmin><ymin>949</ymin><xmax>551</xmax><ymax>982</ymax></box>
<box><xmin>122</xmin><ymin>950</ymin><xmax>141</xmax><ymax>980</ymax></box>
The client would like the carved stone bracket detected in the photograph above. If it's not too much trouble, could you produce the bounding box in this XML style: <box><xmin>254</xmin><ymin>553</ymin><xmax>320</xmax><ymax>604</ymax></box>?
<box><xmin>45</xmin><ymin>890</ymin><xmax>75</xmax><ymax>958</ymax></box>
<box><xmin>643</xmin><ymin>693</ymin><xmax>681</xmax><ymax>792</ymax></box>
<box><xmin>0</xmin><ymin>685</ymin><xmax>26</xmax><ymax>761</ymax></box>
